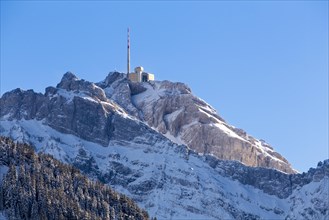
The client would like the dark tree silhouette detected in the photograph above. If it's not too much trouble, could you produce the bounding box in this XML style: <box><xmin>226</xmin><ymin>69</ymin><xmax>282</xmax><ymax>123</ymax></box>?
<box><xmin>0</xmin><ymin>136</ymin><xmax>150</xmax><ymax>220</ymax></box>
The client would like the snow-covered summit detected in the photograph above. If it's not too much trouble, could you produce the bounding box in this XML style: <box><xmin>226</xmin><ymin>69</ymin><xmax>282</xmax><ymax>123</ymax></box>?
<box><xmin>98</xmin><ymin>72</ymin><xmax>295</xmax><ymax>173</ymax></box>
<box><xmin>0</xmin><ymin>71</ymin><xmax>328</xmax><ymax>219</ymax></box>
<box><xmin>1</xmin><ymin>71</ymin><xmax>294</xmax><ymax>173</ymax></box>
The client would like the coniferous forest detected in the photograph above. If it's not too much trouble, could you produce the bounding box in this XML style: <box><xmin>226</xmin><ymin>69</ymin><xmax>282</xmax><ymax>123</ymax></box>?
<box><xmin>0</xmin><ymin>136</ymin><xmax>150</xmax><ymax>220</ymax></box>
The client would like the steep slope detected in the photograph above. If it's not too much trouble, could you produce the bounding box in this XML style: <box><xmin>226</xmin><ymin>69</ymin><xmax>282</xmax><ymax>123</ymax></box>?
<box><xmin>0</xmin><ymin>72</ymin><xmax>294</xmax><ymax>173</ymax></box>
<box><xmin>0</xmin><ymin>136</ymin><xmax>149</xmax><ymax>220</ymax></box>
<box><xmin>0</xmin><ymin>72</ymin><xmax>157</xmax><ymax>148</ymax></box>
<box><xmin>98</xmin><ymin>72</ymin><xmax>294</xmax><ymax>173</ymax></box>
<box><xmin>0</xmin><ymin>120</ymin><xmax>327</xmax><ymax>219</ymax></box>
<box><xmin>1</xmin><ymin>71</ymin><xmax>327</xmax><ymax>219</ymax></box>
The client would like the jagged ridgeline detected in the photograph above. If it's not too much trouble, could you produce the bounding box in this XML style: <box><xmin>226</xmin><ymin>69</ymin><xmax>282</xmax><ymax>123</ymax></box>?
<box><xmin>1</xmin><ymin>72</ymin><xmax>328</xmax><ymax>219</ymax></box>
<box><xmin>0</xmin><ymin>137</ymin><xmax>150</xmax><ymax>220</ymax></box>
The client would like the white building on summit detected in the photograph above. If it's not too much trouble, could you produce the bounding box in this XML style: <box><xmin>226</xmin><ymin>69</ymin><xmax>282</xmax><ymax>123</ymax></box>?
<box><xmin>128</xmin><ymin>66</ymin><xmax>155</xmax><ymax>82</ymax></box>
<box><xmin>126</xmin><ymin>28</ymin><xmax>155</xmax><ymax>83</ymax></box>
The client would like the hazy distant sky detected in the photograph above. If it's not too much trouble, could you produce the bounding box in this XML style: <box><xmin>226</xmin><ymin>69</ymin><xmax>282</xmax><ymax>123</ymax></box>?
<box><xmin>1</xmin><ymin>1</ymin><xmax>328</xmax><ymax>172</ymax></box>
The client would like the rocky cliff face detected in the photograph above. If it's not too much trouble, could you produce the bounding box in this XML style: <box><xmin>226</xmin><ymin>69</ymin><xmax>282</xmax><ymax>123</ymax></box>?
<box><xmin>1</xmin><ymin>72</ymin><xmax>294</xmax><ymax>173</ymax></box>
<box><xmin>98</xmin><ymin>72</ymin><xmax>294</xmax><ymax>173</ymax></box>
<box><xmin>1</xmin><ymin>71</ymin><xmax>327</xmax><ymax>219</ymax></box>
<box><xmin>0</xmin><ymin>119</ymin><xmax>327</xmax><ymax>219</ymax></box>
<box><xmin>0</xmin><ymin>72</ymin><xmax>162</xmax><ymax>148</ymax></box>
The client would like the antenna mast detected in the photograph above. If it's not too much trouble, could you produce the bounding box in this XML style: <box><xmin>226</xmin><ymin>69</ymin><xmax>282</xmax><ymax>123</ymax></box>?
<box><xmin>127</xmin><ymin>28</ymin><xmax>130</xmax><ymax>77</ymax></box>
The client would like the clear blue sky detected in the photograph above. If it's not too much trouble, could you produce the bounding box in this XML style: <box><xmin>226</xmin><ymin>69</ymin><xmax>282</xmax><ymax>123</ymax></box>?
<box><xmin>1</xmin><ymin>1</ymin><xmax>328</xmax><ymax>172</ymax></box>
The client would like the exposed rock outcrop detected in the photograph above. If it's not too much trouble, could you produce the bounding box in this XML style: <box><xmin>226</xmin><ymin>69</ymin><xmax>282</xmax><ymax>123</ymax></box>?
<box><xmin>100</xmin><ymin>72</ymin><xmax>295</xmax><ymax>173</ymax></box>
<box><xmin>0</xmin><ymin>71</ymin><xmax>327</xmax><ymax>219</ymax></box>
<box><xmin>0</xmin><ymin>72</ymin><xmax>161</xmax><ymax>147</ymax></box>
<box><xmin>0</xmin><ymin>72</ymin><xmax>295</xmax><ymax>173</ymax></box>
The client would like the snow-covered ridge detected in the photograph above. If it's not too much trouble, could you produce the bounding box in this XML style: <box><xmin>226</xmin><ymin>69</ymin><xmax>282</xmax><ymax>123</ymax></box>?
<box><xmin>0</xmin><ymin>120</ymin><xmax>327</xmax><ymax>219</ymax></box>
<box><xmin>0</xmin><ymin>71</ymin><xmax>295</xmax><ymax>173</ymax></box>
<box><xmin>106</xmin><ymin>74</ymin><xmax>294</xmax><ymax>173</ymax></box>
<box><xmin>1</xmin><ymin>71</ymin><xmax>327</xmax><ymax>219</ymax></box>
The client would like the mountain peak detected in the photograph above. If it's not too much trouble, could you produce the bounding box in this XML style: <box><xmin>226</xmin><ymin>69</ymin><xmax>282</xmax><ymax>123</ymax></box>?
<box><xmin>54</xmin><ymin>72</ymin><xmax>108</xmax><ymax>103</ymax></box>
<box><xmin>101</xmin><ymin>71</ymin><xmax>127</xmax><ymax>87</ymax></box>
<box><xmin>1</xmin><ymin>71</ymin><xmax>295</xmax><ymax>174</ymax></box>
<box><xmin>95</xmin><ymin>72</ymin><xmax>295</xmax><ymax>173</ymax></box>
<box><xmin>63</xmin><ymin>71</ymin><xmax>78</xmax><ymax>80</ymax></box>
<box><xmin>0</xmin><ymin>70</ymin><xmax>328</xmax><ymax>219</ymax></box>
<box><xmin>56</xmin><ymin>72</ymin><xmax>79</xmax><ymax>90</ymax></box>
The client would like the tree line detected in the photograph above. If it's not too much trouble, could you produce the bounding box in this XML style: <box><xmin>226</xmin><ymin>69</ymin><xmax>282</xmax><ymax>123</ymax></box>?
<box><xmin>0</xmin><ymin>136</ymin><xmax>151</xmax><ymax>220</ymax></box>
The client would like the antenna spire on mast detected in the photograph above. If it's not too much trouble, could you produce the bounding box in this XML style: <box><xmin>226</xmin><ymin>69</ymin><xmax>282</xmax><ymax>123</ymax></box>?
<box><xmin>127</xmin><ymin>28</ymin><xmax>130</xmax><ymax>77</ymax></box>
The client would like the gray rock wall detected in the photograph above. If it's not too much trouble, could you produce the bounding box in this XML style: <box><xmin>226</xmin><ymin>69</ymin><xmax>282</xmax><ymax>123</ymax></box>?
<box><xmin>1</xmin><ymin>72</ymin><xmax>295</xmax><ymax>173</ymax></box>
<box><xmin>101</xmin><ymin>73</ymin><xmax>295</xmax><ymax>173</ymax></box>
